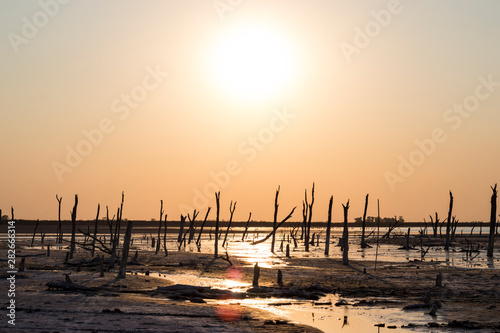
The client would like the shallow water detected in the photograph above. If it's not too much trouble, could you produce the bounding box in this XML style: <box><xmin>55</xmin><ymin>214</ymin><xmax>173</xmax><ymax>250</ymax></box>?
<box><xmin>14</xmin><ymin>226</ymin><xmax>500</xmax><ymax>269</ymax></box>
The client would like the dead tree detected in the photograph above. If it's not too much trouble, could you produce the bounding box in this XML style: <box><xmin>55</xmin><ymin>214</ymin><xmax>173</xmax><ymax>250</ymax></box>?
<box><xmin>156</xmin><ymin>200</ymin><xmax>164</xmax><ymax>255</ymax></box>
<box><xmin>271</xmin><ymin>187</ymin><xmax>280</xmax><ymax>253</ymax></box>
<box><xmin>115</xmin><ymin>192</ymin><xmax>124</xmax><ymax>249</ymax></box>
<box><xmin>241</xmin><ymin>212</ymin><xmax>252</xmax><ymax>241</ymax></box>
<box><xmin>301</xmin><ymin>201</ymin><xmax>308</xmax><ymax>243</ymax></box>
<box><xmin>214</xmin><ymin>192</ymin><xmax>220</xmax><ymax>259</ymax></box>
<box><xmin>177</xmin><ymin>215</ymin><xmax>187</xmax><ymax>250</ymax></box>
<box><xmin>69</xmin><ymin>195</ymin><xmax>78</xmax><ymax>259</ymax></box>
<box><xmin>444</xmin><ymin>191</ymin><xmax>453</xmax><ymax>251</ymax></box>
<box><xmin>11</xmin><ymin>206</ymin><xmax>14</xmax><ymax>221</ymax></box>
<box><xmin>163</xmin><ymin>214</ymin><xmax>168</xmax><ymax>256</ymax></box>
<box><xmin>31</xmin><ymin>219</ymin><xmax>39</xmax><ymax>247</ymax></box>
<box><xmin>429</xmin><ymin>212</ymin><xmax>439</xmax><ymax>237</ymax></box>
<box><xmin>382</xmin><ymin>216</ymin><xmax>402</xmax><ymax>239</ymax></box>
<box><xmin>324</xmin><ymin>196</ymin><xmax>333</xmax><ymax>256</ymax></box>
<box><xmin>184</xmin><ymin>209</ymin><xmax>199</xmax><ymax>244</ymax></box>
<box><xmin>251</xmin><ymin>207</ymin><xmax>296</xmax><ymax>246</ymax></box>
<box><xmin>342</xmin><ymin>200</ymin><xmax>350</xmax><ymax>266</ymax></box>
<box><xmin>487</xmin><ymin>184</ymin><xmax>498</xmax><ymax>258</ymax></box>
<box><xmin>118</xmin><ymin>220</ymin><xmax>133</xmax><ymax>279</ymax></box>
<box><xmin>196</xmin><ymin>207</ymin><xmax>211</xmax><ymax>251</ymax></box>
<box><xmin>361</xmin><ymin>194</ymin><xmax>369</xmax><ymax>248</ymax></box>
<box><xmin>106</xmin><ymin>206</ymin><xmax>114</xmax><ymax>245</ymax></box>
<box><xmin>56</xmin><ymin>195</ymin><xmax>63</xmax><ymax>243</ymax></box>
<box><xmin>222</xmin><ymin>201</ymin><xmax>237</xmax><ymax>248</ymax></box>
<box><xmin>177</xmin><ymin>214</ymin><xmax>185</xmax><ymax>244</ymax></box>
<box><xmin>91</xmin><ymin>204</ymin><xmax>100</xmax><ymax>257</ymax></box>
<box><xmin>450</xmin><ymin>216</ymin><xmax>459</xmax><ymax>242</ymax></box>
<box><xmin>304</xmin><ymin>183</ymin><xmax>315</xmax><ymax>252</ymax></box>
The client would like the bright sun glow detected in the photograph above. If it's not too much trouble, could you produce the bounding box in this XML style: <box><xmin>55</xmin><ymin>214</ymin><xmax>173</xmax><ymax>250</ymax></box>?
<box><xmin>209</xmin><ymin>23</ymin><xmax>299</xmax><ymax>103</ymax></box>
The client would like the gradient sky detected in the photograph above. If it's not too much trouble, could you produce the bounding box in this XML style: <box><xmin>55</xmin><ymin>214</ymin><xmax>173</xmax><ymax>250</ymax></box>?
<box><xmin>1</xmin><ymin>1</ymin><xmax>500</xmax><ymax>223</ymax></box>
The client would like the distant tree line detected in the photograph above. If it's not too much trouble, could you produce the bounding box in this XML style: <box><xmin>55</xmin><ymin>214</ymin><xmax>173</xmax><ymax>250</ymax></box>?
<box><xmin>354</xmin><ymin>216</ymin><xmax>404</xmax><ymax>224</ymax></box>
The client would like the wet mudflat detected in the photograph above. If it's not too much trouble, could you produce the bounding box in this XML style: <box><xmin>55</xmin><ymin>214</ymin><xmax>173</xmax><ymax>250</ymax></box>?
<box><xmin>1</xmin><ymin>230</ymin><xmax>499</xmax><ymax>332</ymax></box>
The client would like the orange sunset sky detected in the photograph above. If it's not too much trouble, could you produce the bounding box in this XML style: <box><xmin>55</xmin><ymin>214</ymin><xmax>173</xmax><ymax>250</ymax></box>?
<box><xmin>1</xmin><ymin>1</ymin><xmax>500</xmax><ymax>222</ymax></box>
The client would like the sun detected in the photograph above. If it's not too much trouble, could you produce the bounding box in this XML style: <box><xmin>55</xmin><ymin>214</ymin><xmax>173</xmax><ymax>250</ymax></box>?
<box><xmin>208</xmin><ymin>23</ymin><xmax>299</xmax><ymax>104</ymax></box>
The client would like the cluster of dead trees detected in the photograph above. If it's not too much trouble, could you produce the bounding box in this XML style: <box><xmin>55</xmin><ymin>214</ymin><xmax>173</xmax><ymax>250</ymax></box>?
<box><xmin>15</xmin><ymin>183</ymin><xmax>499</xmax><ymax>279</ymax></box>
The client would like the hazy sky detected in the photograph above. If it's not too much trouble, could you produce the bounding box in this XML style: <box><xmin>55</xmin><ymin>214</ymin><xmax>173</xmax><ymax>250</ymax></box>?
<box><xmin>1</xmin><ymin>1</ymin><xmax>500</xmax><ymax>222</ymax></box>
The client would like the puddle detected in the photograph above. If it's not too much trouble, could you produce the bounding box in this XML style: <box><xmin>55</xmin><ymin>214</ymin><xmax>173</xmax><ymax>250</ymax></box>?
<box><xmin>139</xmin><ymin>270</ymin><xmax>439</xmax><ymax>332</ymax></box>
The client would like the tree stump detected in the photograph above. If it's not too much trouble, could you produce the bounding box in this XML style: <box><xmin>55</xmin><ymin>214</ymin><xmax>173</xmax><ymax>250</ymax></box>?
<box><xmin>253</xmin><ymin>263</ymin><xmax>260</xmax><ymax>287</ymax></box>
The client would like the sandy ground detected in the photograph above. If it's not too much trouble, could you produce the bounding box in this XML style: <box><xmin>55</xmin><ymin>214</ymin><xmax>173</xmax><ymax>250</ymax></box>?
<box><xmin>1</xmin><ymin>235</ymin><xmax>500</xmax><ymax>332</ymax></box>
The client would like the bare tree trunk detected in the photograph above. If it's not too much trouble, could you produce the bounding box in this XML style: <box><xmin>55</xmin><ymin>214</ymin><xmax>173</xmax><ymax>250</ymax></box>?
<box><xmin>91</xmin><ymin>204</ymin><xmax>100</xmax><ymax>257</ymax></box>
<box><xmin>222</xmin><ymin>201</ymin><xmax>237</xmax><ymax>248</ymax></box>
<box><xmin>487</xmin><ymin>184</ymin><xmax>498</xmax><ymax>257</ymax></box>
<box><xmin>361</xmin><ymin>194</ymin><xmax>369</xmax><ymax>248</ymax></box>
<box><xmin>444</xmin><ymin>191</ymin><xmax>453</xmax><ymax>251</ymax></box>
<box><xmin>302</xmin><ymin>200</ymin><xmax>309</xmax><ymax>250</ymax></box>
<box><xmin>304</xmin><ymin>184</ymin><xmax>315</xmax><ymax>252</ymax></box>
<box><xmin>214</xmin><ymin>192</ymin><xmax>220</xmax><ymax>259</ymax></box>
<box><xmin>31</xmin><ymin>219</ymin><xmax>39</xmax><ymax>247</ymax></box>
<box><xmin>196</xmin><ymin>207</ymin><xmax>211</xmax><ymax>251</ymax></box>
<box><xmin>307</xmin><ymin>183</ymin><xmax>315</xmax><ymax>252</ymax></box>
<box><xmin>342</xmin><ymin>200</ymin><xmax>350</xmax><ymax>266</ymax></box>
<box><xmin>184</xmin><ymin>210</ymin><xmax>199</xmax><ymax>245</ymax></box>
<box><xmin>163</xmin><ymin>214</ymin><xmax>168</xmax><ymax>256</ymax></box>
<box><xmin>241</xmin><ymin>212</ymin><xmax>252</xmax><ymax>241</ymax></box>
<box><xmin>324</xmin><ymin>196</ymin><xmax>333</xmax><ymax>256</ymax></box>
<box><xmin>11</xmin><ymin>206</ymin><xmax>14</xmax><ymax>221</ymax></box>
<box><xmin>118</xmin><ymin>220</ymin><xmax>133</xmax><ymax>279</ymax></box>
<box><xmin>375</xmin><ymin>199</ymin><xmax>380</xmax><ymax>270</ymax></box>
<box><xmin>69</xmin><ymin>195</ymin><xmax>78</xmax><ymax>259</ymax></box>
<box><xmin>156</xmin><ymin>200</ymin><xmax>164</xmax><ymax>255</ymax></box>
<box><xmin>271</xmin><ymin>187</ymin><xmax>280</xmax><ymax>253</ymax></box>
<box><xmin>56</xmin><ymin>195</ymin><xmax>62</xmax><ymax>243</ymax></box>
